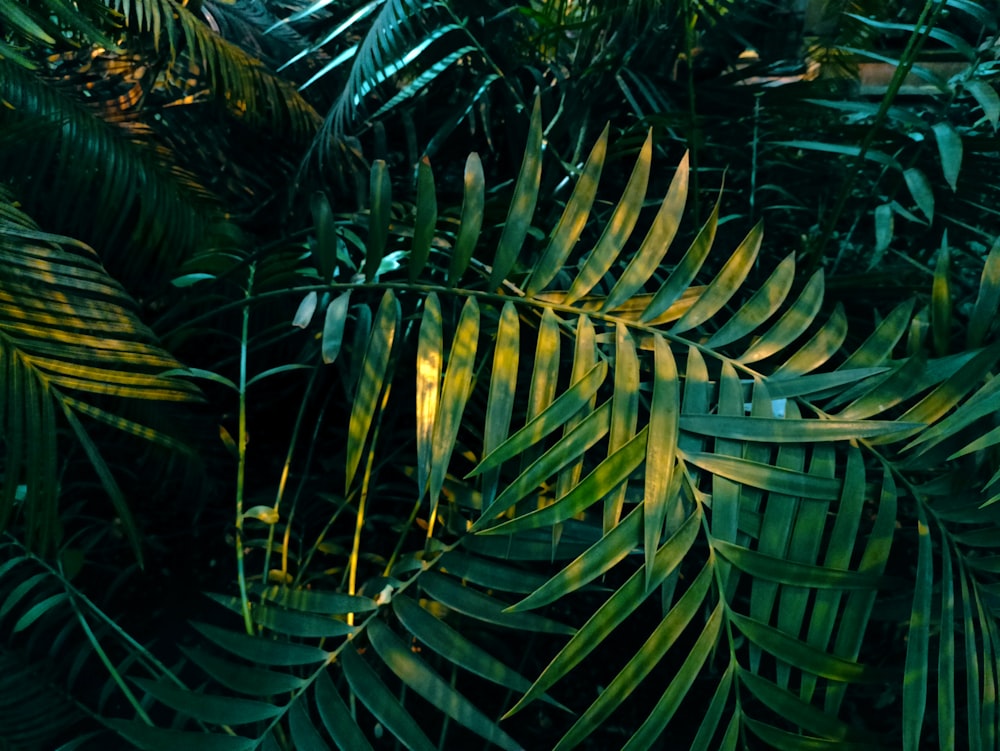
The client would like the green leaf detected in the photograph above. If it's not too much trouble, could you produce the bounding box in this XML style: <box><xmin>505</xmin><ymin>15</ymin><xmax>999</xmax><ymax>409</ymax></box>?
<box><xmin>744</xmin><ymin>718</ymin><xmax>884</xmax><ymax>750</ymax></box>
<box><xmin>477</xmin><ymin>427</ymin><xmax>647</xmax><ymax>535</ymax></box>
<box><xmin>489</xmin><ymin>96</ymin><xmax>542</xmax><ymax>289</ymax></box>
<box><xmin>322</xmin><ymin>292</ymin><xmax>352</xmax><ymax>365</ymax></box>
<box><xmin>671</xmin><ymin>221</ymin><xmax>762</xmax><ymax>334</ymax></box>
<box><xmin>510</xmin><ymin>503</ymin><xmax>643</xmax><ymax>612</ymax></box>
<box><xmin>968</xmin><ymin>237</ymin><xmax>1000</xmax><ymax>348</ymax></box>
<box><xmin>681</xmin><ymin>450</ymin><xmax>842</xmax><ymax>499</ymax></box>
<box><xmin>428</xmin><ymin>297</ymin><xmax>479</xmax><ymax>524</ymax></box>
<box><xmin>963</xmin><ymin>79</ymin><xmax>1000</xmax><ymax>129</ymax></box>
<box><xmin>644</xmin><ymin>336</ymin><xmax>679</xmax><ymax>580</ymax></box>
<box><xmin>903</xmin><ymin>168</ymin><xmax>934</xmax><ymax>223</ymax></box>
<box><xmin>775</xmin><ymin>140</ymin><xmax>901</xmax><ymax>169</ymax></box>
<box><xmin>293</xmin><ymin>291</ymin><xmax>319</xmax><ymax>329</ymax></box>
<box><xmin>366</xmin><ymin>160</ymin><xmax>391</xmax><ymax>282</ymax></box>
<box><xmin>690</xmin><ymin>665</ymin><xmax>736</xmax><ymax>751</ymax></box>
<box><xmin>679</xmin><ymin>415</ymin><xmax>915</xmax><ymax>443</ymax></box>
<box><xmin>619</xmin><ymin>602</ymin><xmax>724</xmax><ymax>751</ymax></box>
<box><xmin>392</xmin><ymin>595</ymin><xmax>544</xmax><ymax>699</ymax></box>
<box><xmin>419</xmin><ymin>571</ymin><xmax>574</xmax><ymax>634</ymax></box>
<box><xmin>774</xmin><ymin>303</ymin><xmax>848</xmax><ymax>377</ymax></box>
<box><xmin>288</xmin><ymin>701</ymin><xmax>332</xmax><ymax>751</ymax></box>
<box><xmin>604</xmin><ymin>151</ymin><xmax>689</xmax><ymax>311</ymax></box>
<box><xmin>105</xmin><ymin>720</ymin><xmax>255</xmax><ymax>751</ymax></box>
<box><xmin>131</xmin><ymin>678</ymin><xmax>283</xmax><ymax>725</ymax></box>
<box><xmin>605</xmin><ymin>324</ymin><xmax>640</xmax><ymax>529</ymax></box>
<box><xmin>565</xmin><ymin>130</ymin><xmax>651</xmax><ymax>304</ymax></box>
<box><xmin>641</xmin><ymin>194</ymin><xmax>720</xmax><ymax>323</ymax></box>
<box><xmin>12</xmin><ymin>592</ymin><xmax>67</xmax><ymax>632</ymax></box>
<box><xmin>903</xmin><ymin>509</ymin><xmax>933</xmax><ymax>751</ymax></box>
<box><xmin>938</xmin><ymin>530</ymin><xmax>955</xmax><ymax>751</ymax></box>
<box><xmin>477</xmin><ymin>400</ymin><xmax>611</xmax><ymax>524</ymax></box>
<box><xmin>311</xmin><ymin>191</ymin><xmax>337</xmax><ymax>283</ymax></box>
<box><xmin>874</xmin><ymin>203</ymin><xmax>893</xmax><ymax>260</ymax></box>
<box><xmin>180</xmin><ymin>646</ymin><xmax>307</xmax><ymax>696</ymax></box>
<box><xmin>255</xmin><ymin>605</ymin><xmax>355</xmax><ymax>638</ymax></box>
<box><xmin>416</xmin><ymin>293</ymin><xmax>443</xmax><ymax>499</ymax></box>
<box><xmin>409</xmin><ymin>157</ymin><xmax>437</xmax><ymax>282</ymax></box>
<box><xmin>190</xmin><ymin>621</ymin><xmax>330</xmax><ymax>666</ymax></box>
<box><xmin>553</xmin><ymin>564</ymin><xmax>714</xmax><ymax>751</ymax></box>
<box><xmin>259</xmin><ymin>586</ymin><xmax>377</xmax><ymax>615</ymax></box>
<box><xmin>506</xmin><ymin>506</ymin><xmax>701</xmax><ymax>716</ymax></box>
<box><xmin>481</xmin><ymin>302</ymin><xmax>520</xmax><ymax>506</ymax></box>
<box><xmin>739</xmin><ymin>670</ymin><xmax>872</xmax><ymax>741</ymax></box>
<box><xmin>932</xmin><ymin>122</ymin><xmax>962</xmax><ymax>191</ymax></box>
<box><xmin>840</xmin><ymin>299</ymin><xmax>914</xmax><ymax>369</ymax></box>
<box><xmin>436</xmin><ymin>551</ymin><xmax>549</xmax><ymax>594</ymax></box>
<box><xmin>314</xmin><ymin>671</ymin><xmax>375</xmax><ymax>751</ymax></box>
<box><xmin>448</xmin><ymin>153</ymin><xmax>485</xmax><ymax>286</ymax></box>
<box><xmin>367</xmin><ymin>619</ymin><xmax>522</xmax><ymax>751</ymax></box>
<box><xmin>470</xmin><ymin>361</ymin><xmax>608</xmax><ymax>479</ymax></box>
<box><xmin>340</xmin><ymin>647</ymin><xmax>437</xmax><ymax>751</ymax></box>
<box><xmin>527</xmin><ymin>125</ymin><xmax>608</xmax><ymax>295</ymax></box>
<box><xmin>737</xmin><ymin>269</ymin><xmax>824</xmax><ymax>364</ymax></box>
<box><xmin>712</xmin><ymin>539</ymin><xmax>895</xmax><ymax>589</ymax></box>
<box><xmin>931</xmin><ymin>241</ymin><xmax>951</xmax><ymax>356</ymax></box>
<box><xmin>731</xmin><ymin>610</ymin><xmax>884</xmax><ymax>683</ymax></box>
<box><xmin>346</xmin><ymin>291</ymin><xmax>399</xmax><ymax>491</ymax></box>
<box><xmin>706</xmin><ymin>253</ymin><xmax>795</xmax><ymax>348</ymax></box>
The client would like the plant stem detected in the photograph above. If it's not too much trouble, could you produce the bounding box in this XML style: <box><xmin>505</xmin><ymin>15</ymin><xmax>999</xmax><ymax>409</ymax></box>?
<box><xmin>808</xmin><ymin>0</ymin><xmax>948</xmax><ymax>270</ymax></box>
<box><xmin>235</xmin><ymin>263</ymin><xmax>255</xmax><ymax>635</ymax></box>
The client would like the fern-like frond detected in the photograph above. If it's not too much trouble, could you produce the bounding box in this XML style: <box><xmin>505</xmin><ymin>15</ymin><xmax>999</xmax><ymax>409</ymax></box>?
<box><xmin>0</xmin><ymin>58</ymin><xmax>222</xmax><ymax>285</ymax></box>
<box><xmin>107</xmin><ymin>0</ymin><xmax>322</xmax><ymax>138</ymax></box>
<box><xmin>0</xmin><ymin>188</ymin><xmax>200</xmax><ymax>554</ymax></box>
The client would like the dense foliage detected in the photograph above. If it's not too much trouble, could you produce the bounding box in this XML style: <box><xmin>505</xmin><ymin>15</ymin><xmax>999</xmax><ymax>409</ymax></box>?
<box><xmin>3</xmin><ymin>1</ymin><xmax>1000</xmax><ymax>749</ymax></box>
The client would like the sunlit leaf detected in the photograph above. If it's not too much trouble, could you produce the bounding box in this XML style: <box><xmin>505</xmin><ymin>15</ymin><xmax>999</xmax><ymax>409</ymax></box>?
<box><xmin>416</xmin><ymin>293</ymin><xmax>443</xmax><ymax>499</ymax></box>
<box><xmin>428</xmin><ymin>297</ymin><xmax>479</xmax><ymax>526</ymax></box>
<box><xmin>604</xmin><ymin>151</ymin><xmax>689</xmax><ymax>311</ymax></box>
<box><xmin>671</xmin><ymin>221</ymin><xmax>762</xmax><ymax>334</ymax></box>
<box><xmin>527</xmin><ymin>125</ymin><xmax>608</xmax><ymax>295</ymax></box>
<box><xmin>489</xmin><ymin>97</ymin><xmax>542</xmax><ymax>289</ymax></box>
<box><xmin>566</xmin><ymin>130</ymin><xmax>651</xmax><ymax>304</ymax></box>
<box><xmin>345</xmin><ymin>291</ymin><xmax>399</xmax><ymax>491</ymax></box>
<box><xmin>644</xmin><ymin>336</ymin><xmax>678</xmax><ymax>580</ymax></box>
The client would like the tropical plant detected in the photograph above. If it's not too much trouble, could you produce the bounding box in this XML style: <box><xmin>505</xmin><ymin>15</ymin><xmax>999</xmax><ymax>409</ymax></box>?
<box><xmin>4</xmin><ymin>2</ymin><xmax>1000</xmax><ymax>750</ymax></box>
<box><xmin>5</xmin><ymin>91</ymin><xmax>1000</xmax><ymax>749</ymax></box>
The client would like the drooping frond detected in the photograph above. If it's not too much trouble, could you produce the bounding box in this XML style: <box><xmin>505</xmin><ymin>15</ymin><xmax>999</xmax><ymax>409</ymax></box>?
<box><xmin>0</xmin><ymin>187</ymin><xmax>201</xmax><ymax>556</ymax></box>
<box><xmin>106</xmin><ymin>0</ymin><xmax>322</xmax><ymax>138</ymax></box>
<box><xmin>0</xmin><ymin>57</ymin><xmax>222</xmax><ymax>285</ymax></box>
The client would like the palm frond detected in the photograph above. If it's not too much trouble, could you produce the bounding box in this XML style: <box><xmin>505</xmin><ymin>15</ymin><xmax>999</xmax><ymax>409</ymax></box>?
<box><xmin>0</xmin><ymin>188</ymin><xmax>200</xmax><ymax>554</ymax></box>
<box><xmin>91</xmin><ymin>93</ymin><xmax>1000</xmax><ymax>750</ymax></box>
<box><xmin>106</xmin><ymin>0</ymin><xmax>322</xmax><ymax>138</ymax></box>
<box><xmin>0</xmin><ymin>58</ymin><xmax>222</xmax><ymax>285</ymax></box>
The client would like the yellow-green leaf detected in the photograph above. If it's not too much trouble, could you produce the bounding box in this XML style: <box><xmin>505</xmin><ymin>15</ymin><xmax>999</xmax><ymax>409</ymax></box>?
<box><xmin>489</xmin><ymin>96</ymin><xmax>542</xmax><ymax>289</ymax></box>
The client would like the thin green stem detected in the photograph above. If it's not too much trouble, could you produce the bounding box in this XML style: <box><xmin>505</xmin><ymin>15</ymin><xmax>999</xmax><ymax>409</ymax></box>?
<box><xmin>235</xmin><ymin>263</ymin><xmax>255</xmax><ymax>635</ymax></box>
<box><xmin>262</xmin><ymin>359</ymin><xmax>323</xmax><ymax>585</ymax></box>
<box><xmin>809</xmin><ymin>0</ymin><xmax>948</xmax><ymax>270</ymax></box>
